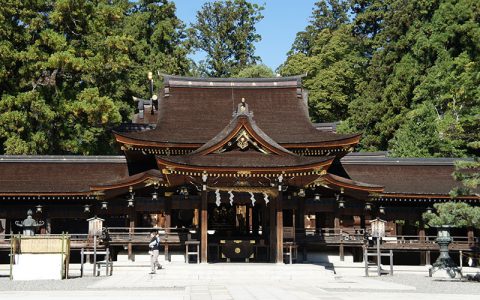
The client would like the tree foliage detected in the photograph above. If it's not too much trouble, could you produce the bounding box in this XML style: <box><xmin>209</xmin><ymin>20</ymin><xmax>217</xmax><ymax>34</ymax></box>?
<box><xmin>280</xmin><ymin>1</ymin><xmax>365</xmax><ymax>122</ymax></box>
<box><xmin>423</xmin><ymin>202</ymin><xmax>480</xmax><ymax>228</ymax></box>
<box><xmin>188</xmin><ymin>0</ymin><xmax>264</xmax><ymax>77</ymax></box>
<box><xmin>234</xmin><ymin>64</ymin><xmax>274</xmax><ymax>78</ymax></box>
<box><xmin>0</xmin><ymin>0</ymin><xmax>189</xmax><ymax>155</ymax></box>
<box><xmin>283</xmin><ymin>0</ymin><xmax>480</xmax><ymax>157</ymax></box>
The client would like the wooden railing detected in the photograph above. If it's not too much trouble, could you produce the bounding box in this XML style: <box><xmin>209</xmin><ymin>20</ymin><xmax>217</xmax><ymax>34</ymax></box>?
<box><xmin>106</xmin><ymin>227</ymin><xmax>197</xmax><ymax>245</ymax></box>
<box><xmin>294</xmin><ymin>228</ymin><xmax>478</xmax><ymax>249</ymax></box>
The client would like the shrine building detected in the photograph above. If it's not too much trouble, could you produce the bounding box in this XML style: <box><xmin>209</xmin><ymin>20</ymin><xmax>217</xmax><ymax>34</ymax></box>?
<box><xmin>0</xmin><ymin>75</ymin><xmax>478</xmax><ymax>264</ymax></box>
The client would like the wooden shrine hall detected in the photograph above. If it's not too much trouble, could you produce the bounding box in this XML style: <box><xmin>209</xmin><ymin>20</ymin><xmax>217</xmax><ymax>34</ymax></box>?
<box><xmin>0</xmin><ymin>75</ymin><xmax>478</xmax><ymax>264</ymax></box>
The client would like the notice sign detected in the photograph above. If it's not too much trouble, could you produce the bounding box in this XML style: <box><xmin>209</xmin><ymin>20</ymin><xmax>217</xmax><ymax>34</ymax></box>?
<box><xmin>0</xmin><ymin>219</ymin><xmax>5</xmax><ymax>240</ymax></box>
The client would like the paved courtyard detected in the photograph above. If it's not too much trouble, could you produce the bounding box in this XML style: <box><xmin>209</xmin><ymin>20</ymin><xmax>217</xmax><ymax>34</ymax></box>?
<box><xmin>0</xmin><ymin>263</ymin><xmax>479</xmax><ymax>299</ymax></box>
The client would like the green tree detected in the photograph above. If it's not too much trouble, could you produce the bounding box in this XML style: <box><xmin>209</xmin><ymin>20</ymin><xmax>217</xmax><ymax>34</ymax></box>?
<box><xmin>280</xmin><ymin>1</ymin><xmax>365</xmax><ymax>122</ymax></box>
<box><xmin>339</xmin><ymin>0</ymin><xmax>479</xmax><ymax>156</ymax></box>
<box><xmin>0</xmin><ymin>0</ymin><xmax>189</xmax><ymax>155</ymax></box>
<box><xmin>290</xmin><ymin>0</ymin><xmax>349</xmax><ymax>55</ymax></box>
<box><xmin>423</xmin><ymin>202</ymin><xmax>480</xmax><ymax>228</ymax></box>
<box><xmin>188</xmin><ymin>0</ymin><xmax>264</xmax><ymax>77</ymax></box>
<box><xmin>234</xmin><ymin>64</ymin><xmax>274</xmax><ymax>78</ymax></box>
<box><xmin>389</xmin><ymin>102</ymin><xmax>465</xmax><ymax>157</ymax></box>
<box><xmin>452</xmin><ymin>140</ymin><xmax>480</xmax><ymax>198</ymax></box>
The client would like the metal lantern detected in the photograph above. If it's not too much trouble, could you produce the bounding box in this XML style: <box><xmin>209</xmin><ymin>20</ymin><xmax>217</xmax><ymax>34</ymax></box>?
<box><xmin>127</xmin><ymin>194</ymin><xmax>135</xmax><ymax>207</ymax></box>
<box><xmin>298</xmin><ymin>189</ymin><xmax>306</xmax><ymax>197</ymax></box>
<box><xmin>314</xmin><ymin>194</ymin><xmax>321</xmax><ymax>201</ymax></box>
<box><xmin>35</xmin><ymin>205</ymin><xmax>43</xmax><ymax>213</ymax></box>
<box><xmin>365</xmin><ymin>202</ymin><xmax>372</xmax><ymax>211</ymax></box>
<box><xmin>379</xmin><ymin>206</ymin><xmax>386</xmax><ymax>214</ymax></box>
<box><xmin>101</xmin><ymin>201</ymin><xmax>108</xmax><ymax>210</ymax></box>
<box><xmin>84</xmin><ymin>204</ymin><xmax>91</xmax><ymax>213</ymax></box>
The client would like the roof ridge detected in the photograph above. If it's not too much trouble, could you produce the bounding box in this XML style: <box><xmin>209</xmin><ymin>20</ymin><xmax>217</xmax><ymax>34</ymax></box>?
<box><xmin>161</xmin><ymin>73</ymin><xmax>305</xmax><ymax>84</ymax></box>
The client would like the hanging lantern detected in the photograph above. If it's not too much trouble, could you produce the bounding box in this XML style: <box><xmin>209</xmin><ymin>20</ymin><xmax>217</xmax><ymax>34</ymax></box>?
<box><xmin>298</xmin><ymin>189</ymin><xmax>306</xmax><ymax>197</ymax></box>
<box><xmin>365</xmin><ymin>202</ymin><xmax>372</xmax><ymax>211</ymax></box>
<box><xmin>84</xmin><ymin>204</ymin><xmax>91</xmax><ymax>213</ymax></box>
<box><xmin>101</xmin><ymin>201</ymin><xmax>108</xmax><ymax>210</ymax></box>
<box><xmin>379</xmin><ymin>206</ymin><xmax>385</xmax><ymax>214</ymax></box>
<box><xmin>35</xmin><ymin>205</ymin><xmax>43</xmax><ymax>213</ymax></box>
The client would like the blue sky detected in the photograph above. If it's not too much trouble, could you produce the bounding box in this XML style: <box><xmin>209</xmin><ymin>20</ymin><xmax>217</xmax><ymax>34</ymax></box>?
<box><xmin>174</xmin><ymin>0</ymin><xmax>317</xmax><ymax>71</ymax></box>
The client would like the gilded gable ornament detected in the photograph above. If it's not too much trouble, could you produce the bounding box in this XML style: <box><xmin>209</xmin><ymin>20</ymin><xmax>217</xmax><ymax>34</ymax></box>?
<box><xmin>237</xmin><ymin>136</ymin><xmax>248</xmax><ymax>149</ymax></box>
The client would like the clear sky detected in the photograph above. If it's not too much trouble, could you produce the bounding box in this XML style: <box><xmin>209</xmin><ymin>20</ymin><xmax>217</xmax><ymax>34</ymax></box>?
<box><xmin>173</xmin><ymin>0</ymin><xmax>317</xmax><ymax>71</ymax></box>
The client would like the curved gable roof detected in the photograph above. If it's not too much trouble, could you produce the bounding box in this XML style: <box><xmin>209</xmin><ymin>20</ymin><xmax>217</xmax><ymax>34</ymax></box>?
<box><xmin>115</xmin><ymin>75</ymin><xmax>359</xmax><ymax>147</ymax></box>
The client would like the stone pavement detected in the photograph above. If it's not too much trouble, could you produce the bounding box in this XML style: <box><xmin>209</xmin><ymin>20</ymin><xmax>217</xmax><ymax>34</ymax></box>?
<box><xmin>0</xmin><ymin>263</ymin><xmax>479</xmax><ymax>299</ymax></box>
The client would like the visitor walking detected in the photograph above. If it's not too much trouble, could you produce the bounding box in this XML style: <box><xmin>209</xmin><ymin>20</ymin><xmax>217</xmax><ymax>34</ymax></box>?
<box><xmin>149</xmin><ymin>230</ymin><xmax>162</xmax><ymax>274</ymax></box>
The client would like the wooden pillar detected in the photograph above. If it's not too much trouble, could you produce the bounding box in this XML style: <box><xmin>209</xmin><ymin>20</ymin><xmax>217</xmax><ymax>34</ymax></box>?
<box><xmin>165</xmin><ymin>196</ymin><xmax>172</xmax><ymax>229</ymax></box>
<box><xmin>297</xmin><ymin>196</ymin><xmax>305</xmax><ymax>230</ymax></box>
<box><xmin>276</xmin><ymin>191</ymin><xmax>284</xmax><ymax>263</ymax></box>
<box><xmin>468</xmin><ymin>227</ymin><xmax>474</xmax><ymax>246</ymax></box>
<box><xmin>128</xmin><ymin>207</ymin><xmax>135</xmax><ymax>261</ymax></box>
<box><xmin>193</xmin><ymin>208</ymin><xmax>199</xmax><ymax>227</ymax></box>
<box><xmin>334</xmin><ymin>209</ymin><xmax>343</xmax><ymax>261</ymax></box>
<box><xmin>419</xmin><ymin>221</ymin><xmax>426</xmax><ymax>265</ymax></box>
<box><xmin>269</xmin><ymin>195</ymin><xmax>276</xmax><ymax>262</ymax></box>
<box><xmin>200</xmin><ymin>190</ymin><xmax>208</xmax><ymax>263</ymax></box>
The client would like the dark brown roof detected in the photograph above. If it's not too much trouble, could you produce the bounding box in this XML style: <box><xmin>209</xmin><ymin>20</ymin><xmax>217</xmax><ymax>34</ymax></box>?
<box><xmin>324</xmin><ymin>173</ymin><xmax>383</xmax><ymax>193</ymax></box>
<box><xmin>91</xmin><ymin>169</ymin><xmax>164</xmax><ymax>191</ymax></box>
<box><xmin>191</xmin><ymin>100</ymin><xmax>293</xmax><ymax>156</ymax></box>
<box><xmin>115</xmin><ymin>75</ymin><xmax>359</xmax><ymax>146</ymax></box>
<box><xmin>341</xmin><ymin>155</ymin><xmax>477</xmax><ymax>195</ymax></box>
<box><xmin>0</xmin><ymin>156</ymin><xmax>128</xmax><ymax>194</ymax></box>
<box><xmin>157</xmin><ymin>151</ymin><xmax>334</xmax><ymax>170</ymax></box>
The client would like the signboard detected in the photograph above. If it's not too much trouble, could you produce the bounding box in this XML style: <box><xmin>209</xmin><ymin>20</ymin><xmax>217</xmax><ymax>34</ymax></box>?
<box><xmin>370</xmin><ymin>218</ymin><xmax>387</xmax><ymax>238</ymax></box>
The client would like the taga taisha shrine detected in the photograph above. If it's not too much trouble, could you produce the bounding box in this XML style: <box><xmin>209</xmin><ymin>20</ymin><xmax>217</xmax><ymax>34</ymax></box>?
<box><xmin>0</xmin><ymin>75</ymin><xmax>478</xmax><ymax>265</ymax></box>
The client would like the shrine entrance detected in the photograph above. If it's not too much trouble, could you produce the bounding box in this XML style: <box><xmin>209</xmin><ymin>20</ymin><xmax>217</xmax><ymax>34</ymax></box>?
<box><xmin>207</xmin><ymin>197</ymin><xmax>270</xmax><ymax>262</ymax></box>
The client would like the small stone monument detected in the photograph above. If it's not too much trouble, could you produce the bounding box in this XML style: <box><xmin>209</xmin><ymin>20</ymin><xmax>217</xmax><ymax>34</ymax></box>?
<box><xmin>15</xmin><ymin>209</ymin><xmax>44</xmax><ymax>236</ymax></box>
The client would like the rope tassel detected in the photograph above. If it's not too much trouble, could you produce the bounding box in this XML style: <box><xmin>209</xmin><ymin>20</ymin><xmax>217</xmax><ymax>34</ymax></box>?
<box><xmin>263</xmin><ymin>192</ymin><xmax>269</xmax><ymax>206</ymax></box>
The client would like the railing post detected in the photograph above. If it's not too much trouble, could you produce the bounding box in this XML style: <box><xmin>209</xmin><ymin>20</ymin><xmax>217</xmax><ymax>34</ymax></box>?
<box><xmin>93</xmin><ymin>233</ymin><xmax>97</xmax><ymax>276</ymax></box>
<box><xmin>377</xmin><ymin>237</ymin><xmax>381</xmax><ymax>276</ymax></box>
<box><xmin>459</xmin><ymin>250</ymin><xmax>463</xmax><ymax>269</ymax></box>
<box><xmin>389</xmin><ymin>250</ymin><xmax>393</xmax><ymax>275</ymax></box>
<box><xmin>80</xmin><ymin>248</ymin><xmax>84</xmax><ymax>278</ymax></box>
<box><xmin>364</xmin><ymin>245</ymin><xmax>368</xmax><ymax>277</ymax></box>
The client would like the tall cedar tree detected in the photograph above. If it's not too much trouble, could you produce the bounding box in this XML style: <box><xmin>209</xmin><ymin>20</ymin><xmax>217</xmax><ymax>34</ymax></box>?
<box><xmin>280</xmin><ymin>0</ymin><xmax>366</xmax><ymax>122</ymax></box>
<box><xmin>188</xmin><ymin>0</ymin><xmax>264</xmax><ymax>77</ymax></box>
<box><xmin>0</xmin><ymin>0</ymin><xmax>189</xmax><ymax>155</ymax></box>
<box><xmin>283</xmin><ymin>0</ymin><xmax>480</xmax><ymax>158</ymax></box>
<box><xmin>340</xmin><ymin>0</ymin><xmax>480</xmax><ymax>156</ymax></box>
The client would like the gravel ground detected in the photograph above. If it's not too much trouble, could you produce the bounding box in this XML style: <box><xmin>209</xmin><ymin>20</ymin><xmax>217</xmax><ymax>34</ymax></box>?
<box><xmin>0</xmin><ymin>275</ymin><xmax>102</xmax><ymax>291</ymax></box>
<box><xmin>356</xmin><ymin>273</ymin><xmax>480</xmax><ymax>295</ymax></box>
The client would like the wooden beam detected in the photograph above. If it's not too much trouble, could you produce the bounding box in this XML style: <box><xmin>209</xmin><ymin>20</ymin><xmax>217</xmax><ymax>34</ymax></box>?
<box><xmin>200</xmin><ymin>190</ymin><xmax>208</xmax><ymax>263</ymax></box>
<box><xmin>276</xmin><ymin>191</ymin><xmax>283</xmax><ymax>263</ymax></box>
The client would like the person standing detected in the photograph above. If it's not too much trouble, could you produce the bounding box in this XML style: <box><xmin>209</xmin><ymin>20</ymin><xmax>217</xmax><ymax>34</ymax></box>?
<box><xmin>149</xmin><ymin>230</ymin><xmax>162</xmax><ymax>274</ymax></box>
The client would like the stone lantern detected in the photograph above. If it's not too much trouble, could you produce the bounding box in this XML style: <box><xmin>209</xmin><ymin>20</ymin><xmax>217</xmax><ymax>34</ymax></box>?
<box><xmin>429</xmin><ymin>225</ymin><xmax>462</xmax><ymax>278</ymax></box>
